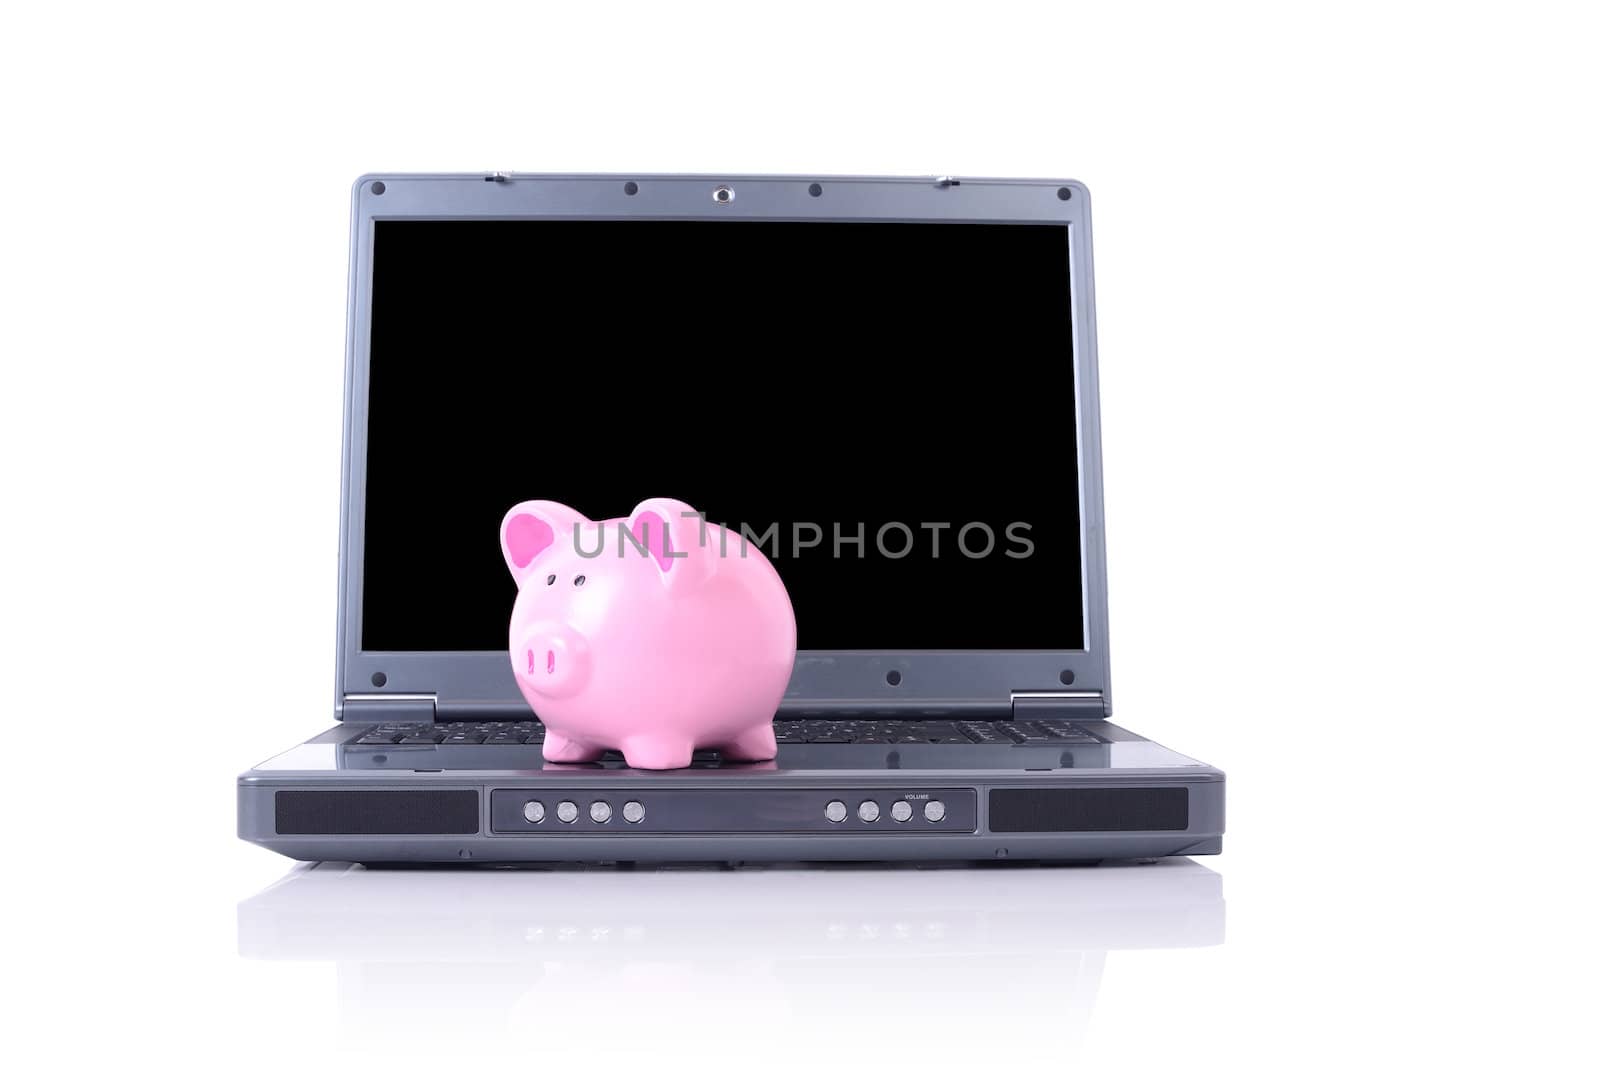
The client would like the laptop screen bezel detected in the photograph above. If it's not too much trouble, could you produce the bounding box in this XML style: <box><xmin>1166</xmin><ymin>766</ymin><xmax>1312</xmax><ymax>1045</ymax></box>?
<box><xmin>336</xmin><ymin>173</ymin><xmax>1112</xmax><ymax>715</ymax></box>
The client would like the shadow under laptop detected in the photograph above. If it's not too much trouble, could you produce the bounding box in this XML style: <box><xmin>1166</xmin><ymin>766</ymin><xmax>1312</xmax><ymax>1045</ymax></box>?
<box><xmin>237</xmin><ymin>858</ymin><xmax>1224</xmax><ymax>1059</ymax></box>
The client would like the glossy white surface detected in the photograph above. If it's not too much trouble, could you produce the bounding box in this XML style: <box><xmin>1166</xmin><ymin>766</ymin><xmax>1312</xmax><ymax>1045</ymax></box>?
<box><xmin>238</xmin><ymin>860</ymin><xmax>1222</xmax><ymax>1061</ymax></box>
<box><xmin>6</xmin><ymin>3</ymin><xmax>1596</xmax><ymax>1069</ymax></box>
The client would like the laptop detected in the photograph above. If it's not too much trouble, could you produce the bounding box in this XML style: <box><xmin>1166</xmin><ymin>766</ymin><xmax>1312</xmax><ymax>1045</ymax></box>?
<box><xmin>237</xmin><ymin>172</ymin><xmax>1226</xmax><ymax>864</ymax></box>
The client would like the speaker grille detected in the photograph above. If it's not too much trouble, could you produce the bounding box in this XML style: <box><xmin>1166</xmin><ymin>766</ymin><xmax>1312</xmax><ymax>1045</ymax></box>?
<box><xmin>989</xmin><ymin>787</ymin><xmax>1188</xmax><ymax>833</ymax></box>
<box><xmin>275</xmin><ymin>790</ymin><xmax>479</xmax><ymax>835</ymax></box>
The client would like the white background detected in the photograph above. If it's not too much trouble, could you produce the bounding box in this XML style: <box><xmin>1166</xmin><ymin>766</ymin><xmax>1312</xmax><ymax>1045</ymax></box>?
<box><xmin>3</xmin><ymin>2</ymin><xmax>1596</xmax><ymax>1068</ymax></box>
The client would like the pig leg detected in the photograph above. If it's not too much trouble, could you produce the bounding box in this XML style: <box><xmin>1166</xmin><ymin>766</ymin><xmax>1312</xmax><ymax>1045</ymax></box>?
<box><xmin>719</xmin><ymin>723</ymin><xmax>778</xmax><ymax>762</ymax></box>
<box><xmin>619</xmin><ymin>735</ymin><xmax>696</xmax><ymax>770</ymax></box>
<box><xmin>543</xmin><ymin>731</ymin><xmax>605</xmax><ymax>763</ymax></box>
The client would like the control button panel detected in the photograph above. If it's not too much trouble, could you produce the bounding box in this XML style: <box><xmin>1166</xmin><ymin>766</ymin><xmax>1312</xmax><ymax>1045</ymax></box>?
<box><xmin>490</xmin><ymin>788</ymin><xmax>976</xmax><ymax>834</ymax></box>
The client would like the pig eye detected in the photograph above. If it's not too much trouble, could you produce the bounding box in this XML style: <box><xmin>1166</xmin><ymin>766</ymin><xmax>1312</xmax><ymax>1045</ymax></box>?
<box><xmin>545</xmin><ymin>574</ymin><xmax>556</xmax><ymax>586</ymax></box>
<box><xmin>574</xmin><ymin>575</ymin><xmax>587</xmax><ymax>586</ymax></box>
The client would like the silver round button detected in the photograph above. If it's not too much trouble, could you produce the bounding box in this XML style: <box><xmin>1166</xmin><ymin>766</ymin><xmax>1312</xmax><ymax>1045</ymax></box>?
<box><xmin>924</xmin><ymin>800</ymin><xmax>946</xmax><ymax>822</ymax></box>
<box><xmin>523</xmin><ymin>800</ymin><xmax>546</xmax><ymax>823</ymax></box>
<box><xmin>589</xmin><ymin>801</ymin><xmax>612</xmax><ymax>824</ymax></box>
<box><xmin>622</xmin><ymin>801</ymin><xmax>645</xmax><ymax>824</ymax></box>
<box><xmin>858</xmin><ymin>800</ymin><xmax>880</xmax><ymax>823</ymax></box>
<box><xmin>824</xmin><ymin>800</ymin><xmax>847</xmax><ymax>823</ymax></box>
<box><xmin>891</xmin><ymin>801</ymin><xmax>913</xmax><ymax>822</ymax></box>
<box><xmin>556</xmin><ymin>800</ymin><xmax>578</xmax><ymax>823</ymax></box>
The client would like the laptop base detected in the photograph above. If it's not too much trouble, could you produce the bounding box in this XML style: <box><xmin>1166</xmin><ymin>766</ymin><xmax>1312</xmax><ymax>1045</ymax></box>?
<box><xmin>239</xmin><ymin>722</ymin><xmax>1223</xmax><ymax>864</ymax></box>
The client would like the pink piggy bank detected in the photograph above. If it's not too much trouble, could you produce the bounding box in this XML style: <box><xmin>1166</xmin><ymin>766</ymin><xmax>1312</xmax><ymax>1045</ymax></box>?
<box><xmin>498</xmin><ymin>497</ymin><xmax>797</xmax><ymax>769</ymax></box>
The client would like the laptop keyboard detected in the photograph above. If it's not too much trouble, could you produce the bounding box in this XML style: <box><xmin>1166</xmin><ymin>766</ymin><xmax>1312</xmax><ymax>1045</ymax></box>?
<box><xmin>350</xmin><ymin>719</ymin><xmax>1098</xmax><ymax>747</ymax></box>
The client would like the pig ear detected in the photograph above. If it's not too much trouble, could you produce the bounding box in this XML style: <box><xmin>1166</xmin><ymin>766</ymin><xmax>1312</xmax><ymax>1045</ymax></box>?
<box><xmin>624</xmin><ymin>497</ymin><xmax>715</xmax><ymax>591</ymax></box>
<box><xmin>500</xmin><ymin>500</ymin><xmax>590</xmax><ymax>587</ymax></box>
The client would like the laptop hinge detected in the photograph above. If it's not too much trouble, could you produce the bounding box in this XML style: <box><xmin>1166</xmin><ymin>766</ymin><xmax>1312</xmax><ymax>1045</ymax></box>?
<box><xmin>776</xmin><ymin>698</ymin><xmax>1013</xmax><ymax>716</ymax></box>
<box><xmin>434</xmin><ymin>699</ymin><xmax>540</xmax><ymax>721</ymax></box>
<box><xmin>341</xmin><ymin>694</ymin><xmax>438</xmax><ymax>723</ymax></box>
<box><xmin>1010</xmin><ymin>691</ymin><xmax>1107</xmax><ymax>720</ymax></box>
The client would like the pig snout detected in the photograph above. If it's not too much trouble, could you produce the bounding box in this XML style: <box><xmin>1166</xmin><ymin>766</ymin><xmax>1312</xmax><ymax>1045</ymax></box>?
<box><xmin>515</xmin><ymin>622</ymin><xmax>591</xmax><ymax>698</ymax></box>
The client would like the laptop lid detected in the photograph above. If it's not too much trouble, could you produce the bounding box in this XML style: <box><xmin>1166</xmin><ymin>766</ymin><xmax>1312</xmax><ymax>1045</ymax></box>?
<box><xmin>335</xmin><ymin>173</ymin><xmax>1111</xmax><ymax>719</ymax></box>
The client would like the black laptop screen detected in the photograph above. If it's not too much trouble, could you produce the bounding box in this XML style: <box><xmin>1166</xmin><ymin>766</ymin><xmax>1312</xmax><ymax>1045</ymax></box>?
<box><xmin>363</xmin><ymin>220</ymin><xmax>1082</xmax><ymax>651</ymax></box>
